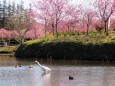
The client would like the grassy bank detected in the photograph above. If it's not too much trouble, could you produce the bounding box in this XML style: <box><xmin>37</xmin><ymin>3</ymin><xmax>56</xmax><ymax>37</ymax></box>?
<box><xmin>0</xmin><ymin>46</ymin><xmax>18</xmax><ymax>54</ymax></box>
<box><xmin>15</xmin><ymin>32</ymin><xmax>115</xmax><ymax>61</ymax></box>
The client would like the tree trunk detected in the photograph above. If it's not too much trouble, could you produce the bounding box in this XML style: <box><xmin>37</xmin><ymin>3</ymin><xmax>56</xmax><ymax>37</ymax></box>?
<box><xmin>52</xmin><ymin>23</ymin><xmax>55</xmax><ymax>36</ymax></box>
<box><xmin>21</xmin><ymin>38</ymin><xmax>25</xmax><ymax>44</ymax></box>
<box><xmin>34</xmin><ymin>30</ymin><xmax>37</xmax><ymax>39</ymax></box>
<box><xmin>44</xmin><ymin>19</ymin><xmax>47</xmax><ymax>37</ymax></box>
<box><xmin>86</xmin><ymin>24</ymin><xmax>89</xmax><ymax>35</ymax></box>
<box><xmin>104</xmin><ymin>21</ymin><xmax>108</xmax><ymax>35</ymax></box>
<box><xmin>55</xmin><ymin>20</ymin><xmax>58</xmax><ymax>37</ymax></box>
<box><xmin>68</xmin><ymin>26</ymin><xmax>70</xmax><ymax>32</ymax></box>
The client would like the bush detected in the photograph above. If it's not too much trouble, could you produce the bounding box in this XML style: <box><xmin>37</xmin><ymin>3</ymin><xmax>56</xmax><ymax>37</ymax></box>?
<box><xmin>0</xmin><ymin>46</ymin><xmax>18</xmax><ymax>54</ymax></box>
<box><xmin>95</xmin><ymin>26</ymin><xmax>103</xmax><ymax>33</ymax></box>
<box><xmin>15</xmin><ymin>36</ymin><xmax>115</xmax><ymax>61</ymax></box>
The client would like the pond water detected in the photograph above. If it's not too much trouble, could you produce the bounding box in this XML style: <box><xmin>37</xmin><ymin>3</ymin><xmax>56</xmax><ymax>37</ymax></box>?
<box><xmin>0</xmin><ymin>56</ymin><xmax>115</xmax><ymax>86</ymax></box>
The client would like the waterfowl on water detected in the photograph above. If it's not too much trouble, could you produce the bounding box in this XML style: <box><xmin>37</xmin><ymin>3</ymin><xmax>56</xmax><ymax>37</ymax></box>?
<box><xmin>15</xmin><ymin>64</ymin><xmax>22</xmax><ymax>68</ymax></box>
<box><xmin>29</xmin><ymin>66</ymin><xmax>33</xmax><ymax>68</ymax></box>
<box><xmin>35</xmin><ymin>60</ymin><xmax>51</xmax><ymax>73</ymax></box>
<box><xmin>69</xmin><ymin>76</ymin><xmax>74</xmax><ymax>80</ymax></box>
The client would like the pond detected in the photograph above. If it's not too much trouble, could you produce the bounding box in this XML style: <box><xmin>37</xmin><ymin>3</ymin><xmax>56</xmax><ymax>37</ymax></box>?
<box><xmin>0</xmin><ymin>56</ymin><xmax>115</xmax><ymax>86</ymax></box>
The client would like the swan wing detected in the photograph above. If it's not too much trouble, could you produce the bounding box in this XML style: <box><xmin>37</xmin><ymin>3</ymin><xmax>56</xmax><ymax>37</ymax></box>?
<box><xmin>42</xmin><ymin>66</ymin><xmax>51</xmax><ymax>71</ymax></box>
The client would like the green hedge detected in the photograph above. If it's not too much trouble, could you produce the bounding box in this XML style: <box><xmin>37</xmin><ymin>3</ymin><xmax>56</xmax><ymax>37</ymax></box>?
<box><xmin>15</xmin><ymin>38</ymin><xmax>115</xmax><ymax>61</ymax></box>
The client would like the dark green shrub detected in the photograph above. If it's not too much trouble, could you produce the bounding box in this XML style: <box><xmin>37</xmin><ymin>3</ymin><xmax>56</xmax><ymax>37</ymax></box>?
<box><xmin>15</xmin><ymin>33</ymin><xmax>115</xmax><ymax>61</ymax></box>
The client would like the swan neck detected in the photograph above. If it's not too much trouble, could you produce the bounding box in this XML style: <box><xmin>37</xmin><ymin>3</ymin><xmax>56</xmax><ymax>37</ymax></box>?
<box><xmin>37</xmin><ymin>62</ymin><xmax>42</xmax><ymax>67</ymax></box>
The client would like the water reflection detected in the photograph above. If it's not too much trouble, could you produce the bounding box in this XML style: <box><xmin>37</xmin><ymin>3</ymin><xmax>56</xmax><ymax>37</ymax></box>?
<box><xmin>0</xmin><ymin>56</ymin><xmax>115</xmax><ymax>86</ymax></box>
<box><xmin>38</xmin><ymin>73</ymin><xmax>51</xmax><ymax>86</ymax></box>
<box><xmin>50</xmin><ymin>66</ymin><xmax>115</xmax><ymax>86</ymax></box>
<box><xmin>0</xmin><ymin>66</ymin><xmax>51</xmax><ymax>86</ymax></box>
<box><xmin>0</xmin><ymin>56</ymin><xmax>17</xmax><ymax>66</ymax></box>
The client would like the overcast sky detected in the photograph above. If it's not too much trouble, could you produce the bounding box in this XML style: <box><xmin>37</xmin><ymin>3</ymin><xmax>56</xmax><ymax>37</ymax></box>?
<box><xmin>0</xmin><ymin>0</ymin><xmax>30</xmax><ymax>8</ymax></box>
<box><xmin>0</xmin><ymin>0</ymin><xmax>94</xmax><ymax>8</ymax></box>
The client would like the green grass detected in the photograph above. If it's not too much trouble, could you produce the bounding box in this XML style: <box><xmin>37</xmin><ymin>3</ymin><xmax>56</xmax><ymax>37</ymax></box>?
<box><xmin>0</xmin><ymin>46</ymin><xmax>18</xmax><ymax>54</ymax></box>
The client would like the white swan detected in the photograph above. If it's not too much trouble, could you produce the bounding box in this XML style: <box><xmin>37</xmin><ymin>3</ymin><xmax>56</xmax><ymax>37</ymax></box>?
<box><xmin>35</xmin><ymin>60</ymin><xmax>51</xmax><ymax>73</ymax></box>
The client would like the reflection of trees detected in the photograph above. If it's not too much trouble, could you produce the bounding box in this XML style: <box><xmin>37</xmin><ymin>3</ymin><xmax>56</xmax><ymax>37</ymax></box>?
<box><xmin>49</xmin><ymin>66</ymin><xmax>115</xmax><ymax>86</ymax></box>
<box><xmin>0</xmin><ymin>56</ymin><xmax>17</xmax><ymax>66</ymax></box>
<box><xmin>77</xmin><ymin>67</ymin><xmax>115</xmax><ymax>86</ymax></box>
<box><xmin>39</xmin><ymin>73</ymin><xmax>51</xmax><ymax>86</ymax></box>
<box><xmin>102</xmin><ymin>67</ymin><xmax>115</xmax><ymax>86</ymax></box>
<box><xmin>23</xmin><ymin>67</ymin><xmax>51</xmax><ymax>86</ymax></box>
<box><xmin>50</xmin><ymin>67</ymin><xmax>65</xmax><ymax>86</ymax></box>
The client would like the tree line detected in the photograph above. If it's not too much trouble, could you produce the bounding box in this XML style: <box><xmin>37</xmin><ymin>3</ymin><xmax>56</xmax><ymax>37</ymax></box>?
<box><xmin>0</xmin><ymin>0</ymin><xmax>115</xmax><ymax>44</ymax></box>
<box><xmin>0</xmin><ymin>0</ymin><xmax>24</xmax><ymax>27</ymax></box>
<box><xmin>29</xmin><ymin>0</ymin><xmax>115</xmax><ymax>36</ymax></box>
<box><xmin>0</xmin><ymin>0</ymin><xmax>33</xmax><ymax>44</ymax></box>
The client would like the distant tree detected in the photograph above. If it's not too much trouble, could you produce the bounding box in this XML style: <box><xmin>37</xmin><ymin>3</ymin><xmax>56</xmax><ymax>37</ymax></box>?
<box><xmin>31</xmin><ymin>0</ymin><xmax>71</xmax><ymax>37</ymax></box>
<box><xmin>94</xmin><ymin>0</ymin><xmax>114</xmax><ymax>34</ymax></box>
<box><xmin>6</xmin><ymin>11</ymin><xmax>32</xmax><ymax>43</ymax></box>
<box><xmin>36</xmin><ymin>0</ymin><xmax>50</xmax><ymax>37</ymax></box>
<box><xmin>2</xmin><ymin>0</ymin><xmax>7</xmax><ymax>27</ymax></box>
<box><xmin>82</xmin><ymin>9</ymin><xmax>95</xmax><ymax>35</ymax></box>
<box><xmin>7</xmin><ymin>1</ymin><xmax>12</xmax><ymax>17</ymax></box>
<box><xmin>11</xmin><ymin>2</ymin><xmax>16</xmax><ymax>15</ymax></box>
<box><xmin>6</xmin><ymin>1</ymin><xmax>32</xmax><ymax>43</ymax></box>
<box><xmin>65</xmin><ymin>5</ymin><xmax>82</xmax><ymax>32</ymax></box>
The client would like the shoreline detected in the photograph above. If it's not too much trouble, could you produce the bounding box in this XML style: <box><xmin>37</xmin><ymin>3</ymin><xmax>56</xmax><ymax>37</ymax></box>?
<box><xmin>0</xmin><ymin>53</ymin><xmax>14</xmax><ymax>57</ymax></box>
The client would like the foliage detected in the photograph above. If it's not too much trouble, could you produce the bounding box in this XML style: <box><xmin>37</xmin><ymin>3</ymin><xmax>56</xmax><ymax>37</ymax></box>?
<box><xmin>0</xmin><ymin>46</ymin><xmax>18</xmax><ymax>54</ymax></box>
<box><xmin>0</xmin><ymin>0</ymin><xmax>33</xmax><ymax>44</ymax></box>
<box><xmin>0</xmin><ymin>0</ymin><xmax>25</xmax><ymax>28</ymax></box>
<box><xmin>15</xmin><ymin>32</ymin><xmax>115</xmax><ymax>61</ymax></box>
<box><xmin>95</xmin><ymin>26</ymin><xmax>103</xmax><ymax>33</ymax></box>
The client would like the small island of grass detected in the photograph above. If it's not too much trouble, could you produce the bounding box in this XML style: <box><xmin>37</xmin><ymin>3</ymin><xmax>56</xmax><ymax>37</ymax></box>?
<box><xmin>15</xmin><ymin>32</ymin><xmax>115</xmax><ymax>62</ymax></box>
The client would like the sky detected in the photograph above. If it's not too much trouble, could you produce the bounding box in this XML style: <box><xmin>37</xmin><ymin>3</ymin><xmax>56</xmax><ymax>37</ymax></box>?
<box><xmin>0</xmin><ymin>0</ymin><xmax>94</xmax><ymax>8</ymax></box>
<box><xmin>0</xmin><ymin>0</ymin><xmax>30</xmax><ymax>8</ymax></box>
